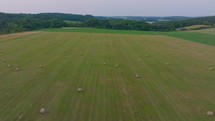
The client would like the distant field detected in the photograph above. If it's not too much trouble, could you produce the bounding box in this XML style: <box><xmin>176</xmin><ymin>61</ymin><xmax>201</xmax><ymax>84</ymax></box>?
<box><xmin>42</xmin><ymin>28</ymin><xmax>215</xmax><ymax>46</ymax></box>
<box><xmin>177</xmin><ymin>25</ymin><xmax>212</xmax><ymax>31</ymax></box>
<box><xmin>0</xmin><ymin>30</ymin><xmax>215</xmax><ymax>121</ymax></box>
<box><xmin>162</xmin><ymin>31</ymin><xmax>215</xmax><ymax>46</ymax></box>
<box><xmin>42</xmin><ymin>27</ymin><xmax>159</xmax><ymax>35</ymax></box>
<box><xmin>192</xmin><ymin>28</ymin><xmax>215</xmax><ymax>35</ymax></box>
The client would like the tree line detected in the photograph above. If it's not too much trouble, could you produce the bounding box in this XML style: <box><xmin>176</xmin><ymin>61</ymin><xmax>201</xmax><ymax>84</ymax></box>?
<box><xmin>0</xmin><ymin>12</ymin><xmax>214</xmax><ymax>34</ymax></box>
<box><xmin>71</xmin><ymin>16</ymin><xmax>214</xmax><ymax>31</ymax></box>
<box><xmin>0</xmin><ymin>12</ymin><xmax>93</xmax><ymax>34</ymax></box>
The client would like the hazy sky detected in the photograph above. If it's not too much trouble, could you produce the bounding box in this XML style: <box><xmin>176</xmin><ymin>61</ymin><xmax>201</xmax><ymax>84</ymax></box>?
<box><xmin>0</xmin><ymin>0</ymin><xmax>214</xmax><ymax>16</ymax></box>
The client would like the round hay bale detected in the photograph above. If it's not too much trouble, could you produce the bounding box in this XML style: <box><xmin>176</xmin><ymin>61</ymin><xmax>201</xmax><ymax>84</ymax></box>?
<box><xmin>15</xmin><ymin>68</ymin><xmax>20</xmax><ymax>71</ymax></box>
<box><xmin>135</xmin><ymin>74</ymin><xmax>140</xmax><ymax>78</ymax></box>
<box><xmin>39</xmin><ymin>65</ymin><xmax>43</xmax><ymax>68</ymax></box>
<box><xmin>115</xmin><ymin>64</ymin><xmax>119</xmax><ymax>67</ymax></box>
<box><xmin>103</xmin><ymin>62</ymin><xmax>106</xmax><ymax>65</ymax></box>
<box><xmin>138</xmin><ymin>59</ymin><xmax>142</xmax><ymax>62</ymax></box>
<box><xmin>2</xmin><ymin>59</ymin><xmax>6</xmax><ymax>62</ymax></box>
<box><xmin>8</xmin><ymin>64</ymin><xmax>12</xmax><ymax>67</ymax></box>
<box><xmin>40</xmin><ymin>108</ymin><xmax>46</xmax><ymax>114</ymax></box>
<box><xmin>207</xmin><ymin>111</ymin><xmax>214</xmax><ymax>116</ymax></box>
<box><xmin>77</xmin><ymin>88</ymin><xmax>83</xmax><ymax>92</ymax></box>
<box><xmin>209</xmin><ymin>68</ymin><xmax>214</xmax><ymax>71</ymax></box>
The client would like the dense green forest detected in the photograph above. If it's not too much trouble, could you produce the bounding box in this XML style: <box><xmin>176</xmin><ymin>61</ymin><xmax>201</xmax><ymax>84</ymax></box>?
<box><xmin>0</xmin><ymin>12</ymin><xmax>93</xmax><ymax>34</ymax></box>
<box><xmin>78</xmin><ymin>16</ymin><xmax>215</xmax><ymax>31</ymax></box>
<box><xmin>0</xmin><ymin>12</ymin><xmax>214</xmax><ymax>34</ymax></box>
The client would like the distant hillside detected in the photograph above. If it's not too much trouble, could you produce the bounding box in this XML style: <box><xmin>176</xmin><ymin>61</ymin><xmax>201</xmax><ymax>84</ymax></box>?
<box><xmin>96</xmin><ymin>16</ymin><xmax>193</xmax><ymax>23</ymax></box>
<box><xmin>154</xmin><ymin>16</ymin><xmax>215</xmax><ymax>30</ymax></box>
<box><xmin>186</xmin><ymin>16</ymin><xmax>215</xmax><ymax>25</ymax></box>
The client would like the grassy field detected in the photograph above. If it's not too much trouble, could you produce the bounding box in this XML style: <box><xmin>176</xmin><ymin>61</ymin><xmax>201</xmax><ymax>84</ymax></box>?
<box><xmin>176</xmin><ymin>25</ymin><xmax>212</xmax><ymax>31</ymax></box>
<box><xmin>192</xmin><ymin>28</ymin><xmax>215</xmax><ymax>35</ymax></box>
<box><xmin>0</xmin><ymin>30</ymin><xmax>215</xmax><ymax>121</ymax></box>
<box><xmin>43</xmin><ymin>28</ymin><xmax>215</xmax><ymax>46</ymax></box>
<box><xmin>42</xmin><ymin>27</ymin><xmax>159</xmax><ymax>35</ymax></box>
<box><xmin>162</xmin><ymin>31</ymin><xmax>215</xmax><ymax>46</ymax></box>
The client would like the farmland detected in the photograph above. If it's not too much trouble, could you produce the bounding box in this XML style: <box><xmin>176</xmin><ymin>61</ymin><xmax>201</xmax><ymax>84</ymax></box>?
<box><xmin>0</xmin><ymin>29</ymin><xmax>215</xmax><ymax>121</ymax></box>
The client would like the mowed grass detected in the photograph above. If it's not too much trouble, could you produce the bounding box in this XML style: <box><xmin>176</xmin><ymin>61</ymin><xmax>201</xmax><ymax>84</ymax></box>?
<box><xmin>0</xmin><ymin>31</ymin><xmax>215</xmax><ymax>121</ymax></box>
<box><xmin>192</xmin><ymin>28</ymin><xmax>215</xmax><ymax>35</ymax></box>
<box><xmin>162</xmin><ymin>31</ymin><xmax>215</xmax><ymax>46</ymax></box>
<box><xmin>42</xmin><ymin>27</ymin><xmax>215</xmax><ymax>46</ymax></box>
<box><xmin>42</xmin><ymin>27</ymin><xmax>159</xmax><ymax>35</ymax></box>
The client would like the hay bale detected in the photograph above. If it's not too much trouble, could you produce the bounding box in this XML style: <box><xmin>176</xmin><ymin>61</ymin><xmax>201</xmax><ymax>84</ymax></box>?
<box><xmin>8</xmin><ymin>64</ymin><xmax>12</xmax><ymax>67</ymax></box>
<box><xmin>135</xmin><ymin>74</ymin><xmax>140</xmax><ymax>78</ymax></box>
<box><xmin>138</xmin><ymin>59</ymin><xmax>142</xmax><ymax>62</ymax></box>
<box><xmin>77</xmin><ymin>88</ymin><xmax>83</xmax><ymax>92</ymax></box>
<box><xmin>103</xmin><ymin>62</ymin><xmax>106</xmax><ymax>65</ymax></box>
<box><xmin>15</xmin><ymin>68</ymin><xmax>20</xmax><ymax>71</ymax></box>
<box><xmin>40</xmin><ymin>108</ymin><xmax>46</xmax><ymax>114</ymax></box>
<box><xmin>165</xmin><ymin>63</ymin><xmax>169</xmax><ymax>65</ymax></box>
<box><xmin>209</xmin><ymin>68</ymin><xmax>214</xmax><ymax>71</ymax></box>
<box><xmin>115</xmin><ymin>64</ymin><xmax>119</xmax><ymax>67</ymax></box>
<box><xmin>2</xmin><ymin>59</ymin><xmax>6</xmax><ymax>62</ymax></box>
<box><xmin>39</xmin><ymin>65</ymin><xmax>43</xmax><ymax>68</ymax></box>
<box><xmin>207</xmin><ymin>111</ymin><xmax>214</xmax><ymax>116</ymax></box>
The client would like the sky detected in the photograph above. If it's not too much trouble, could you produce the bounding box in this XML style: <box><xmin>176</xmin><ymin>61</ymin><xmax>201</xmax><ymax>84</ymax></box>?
<box><xmin>0</xmin><ymin>0</ymin><xmax>215</xmax><ymax>16</ymax></box>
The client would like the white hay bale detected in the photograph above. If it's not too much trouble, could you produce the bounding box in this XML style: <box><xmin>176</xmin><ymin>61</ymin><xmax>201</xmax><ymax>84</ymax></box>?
<box><xmin>77</xmin><ymin>88</ymin><xmax>83</xmax><ymax>92</ymax></box>
<box><xmin>115</xmin><ymin>64</ymin><xmax>119</xmax><ymax>67</ymax></box>
<box><xmin>15</xmin><ymin>68</ymin><xmax>20</xmax><ymax>71</ymax></box>
<box><xmin>40</xmin><ymin>108</ymin><xmax>46</xmax><ymax>114</ymax></box>
<box><xmin>207</xmin><ymin>111</ymin><xmax>214</xmax><ymax>116</ymax></box>
<box><xmin>2</xmin><ymin>59</ymin><xmax>6</xmax><ymax>62</ymax></box>
<box><xmin>138</xmin><ymin>59</ymin><xmax>142</xmax><ymax>62</ymax></box>
<box><xmin>135</xmin><ymin>74</ymin><xmax>140</xmax><ymax>78</ymax></box>
<box><xmin>209</xmin><ymin>68</ymin><xmax>214</xmax><ymax>71</ymax></box>
<box><xmin>8</xmin><ymin>64</ymin><xmax>12</xmax><ymax>67</ymax></box>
